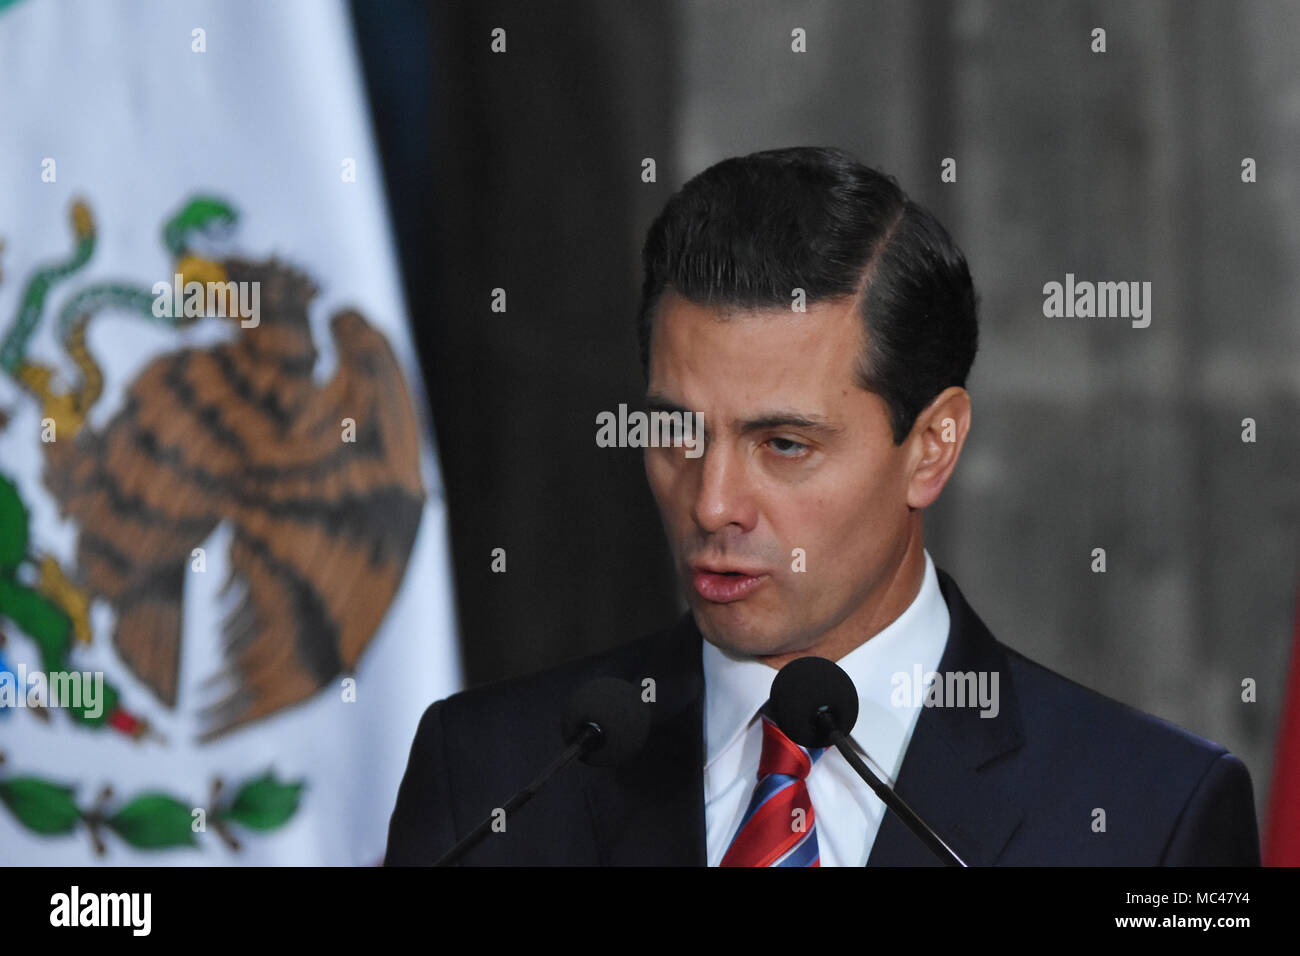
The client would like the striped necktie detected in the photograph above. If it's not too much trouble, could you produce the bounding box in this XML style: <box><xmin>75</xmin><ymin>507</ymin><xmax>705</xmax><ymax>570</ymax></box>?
<box><xmin>720</xmin><ymin>713</ymin><xmax>826</xmax><ymax>867</ymax></box>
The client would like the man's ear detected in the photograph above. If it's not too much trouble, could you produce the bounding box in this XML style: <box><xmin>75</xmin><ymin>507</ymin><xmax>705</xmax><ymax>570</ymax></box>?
<box><xmin>906</xmin><ymin>387</ymin><xmax>971</xmax><ymax>510</ymax></box>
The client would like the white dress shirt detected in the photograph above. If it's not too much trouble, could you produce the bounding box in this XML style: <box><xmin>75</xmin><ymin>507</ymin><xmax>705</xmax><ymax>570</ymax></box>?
<box><xmin>703</xmin><ymin>547</ymin><xmax>950</xmax><ymax>866</ymax></box>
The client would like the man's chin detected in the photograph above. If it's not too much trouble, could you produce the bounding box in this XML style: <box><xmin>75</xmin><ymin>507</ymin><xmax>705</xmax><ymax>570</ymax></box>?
<box><xmin>691</xmin><ymin>603</ymin><xmax>803</xmax><ymax>661</ymax></box>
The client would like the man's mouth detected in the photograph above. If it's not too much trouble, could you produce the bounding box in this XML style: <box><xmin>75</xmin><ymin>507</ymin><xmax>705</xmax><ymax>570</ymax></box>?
<box><xmin>690</xmin><ymin>564</ymin><xmax>769</xmax><ymax>604</ymax></box>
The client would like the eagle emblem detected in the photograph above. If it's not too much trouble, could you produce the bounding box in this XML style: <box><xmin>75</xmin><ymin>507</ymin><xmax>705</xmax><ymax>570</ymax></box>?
<box><xmin>1</xmin><ymin>196</ymin><xmax>425</xmax><ymax>741</ymax></box>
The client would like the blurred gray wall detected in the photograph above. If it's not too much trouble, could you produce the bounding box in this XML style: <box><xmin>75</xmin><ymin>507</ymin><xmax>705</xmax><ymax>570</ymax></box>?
<box><xmin>426</xmin><ymin>0</ymin><xmax>1299</xmax><ymax>828</ymax></box>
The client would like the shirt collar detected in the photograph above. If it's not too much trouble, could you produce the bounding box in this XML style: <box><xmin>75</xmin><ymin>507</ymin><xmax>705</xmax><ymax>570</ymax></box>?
<box><xmin>702</xmin><ymin>547</ymin><xmax>950</xmax><ymax>768</ymax></box>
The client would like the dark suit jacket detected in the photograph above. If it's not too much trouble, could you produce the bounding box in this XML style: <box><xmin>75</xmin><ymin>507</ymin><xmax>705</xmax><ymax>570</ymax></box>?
<box><xmin>384</xmin><ymin>567</ymin><xmax>1260</xmax><ymax>865</ymax></box>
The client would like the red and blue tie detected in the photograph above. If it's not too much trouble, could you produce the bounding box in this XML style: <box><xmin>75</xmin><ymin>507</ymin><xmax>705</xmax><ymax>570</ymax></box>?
<box><xmin>720</xmin><ymin>714</ymin><xmax>826</xmax><ymax>867</ymax></box>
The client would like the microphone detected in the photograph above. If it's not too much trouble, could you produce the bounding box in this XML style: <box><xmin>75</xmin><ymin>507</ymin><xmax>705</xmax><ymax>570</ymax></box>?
<box><xmin>433</xmin><ymin>676</ymin><xmax>650</xmax><ymax>866</ymax></box>
<box><xmin>768</xmin><ymin>656</ymin><xmax>968</xmax><ymax>867</ymax></box>
<box><xmin>561</xmin><ymin>676</ymin><xmax>652</xmax><ymax>766</ymax></box>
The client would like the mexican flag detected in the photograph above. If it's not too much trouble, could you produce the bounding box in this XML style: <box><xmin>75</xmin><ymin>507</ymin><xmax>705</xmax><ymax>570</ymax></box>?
<box><xmin>0</xmin><ymin>0</ymin><xmax>461</xmax><ymax>864</ymax></box>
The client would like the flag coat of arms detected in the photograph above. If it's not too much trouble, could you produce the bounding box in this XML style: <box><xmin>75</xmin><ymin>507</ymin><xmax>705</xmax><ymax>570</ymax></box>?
<box><xmin>0</xmin><ymin>0</ymin><xmax>461</xmax><ymax>864</ymax></box>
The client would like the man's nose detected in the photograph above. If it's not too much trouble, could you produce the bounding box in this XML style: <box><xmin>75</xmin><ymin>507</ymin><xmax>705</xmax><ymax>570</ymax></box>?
<box><xmin>691</xmin><ymin>442</ymin><xmax>757</xmax><ymax>534</ymax></box>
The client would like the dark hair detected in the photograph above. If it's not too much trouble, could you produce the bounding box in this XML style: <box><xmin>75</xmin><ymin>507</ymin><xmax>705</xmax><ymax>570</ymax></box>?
<box><xmin>636</xmin><ymin>146</ymin><xmax>979</xmax><ymax>445</ymax></box>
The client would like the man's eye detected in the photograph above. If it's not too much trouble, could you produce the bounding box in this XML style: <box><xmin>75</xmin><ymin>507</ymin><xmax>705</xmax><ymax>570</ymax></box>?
<box><xmin>767</xmin><ymin>437</ymin><xmax>809</xmax><ymax>457</ymax></box>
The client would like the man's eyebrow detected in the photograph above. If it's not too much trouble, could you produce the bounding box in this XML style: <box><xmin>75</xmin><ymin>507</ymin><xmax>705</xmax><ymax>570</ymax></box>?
<box><xmin>644</xmin><ymin>393</ymin><xmax>843</xmax><ymax>436</ymax></box>
<box><xmin>644</xmin><ymin>393</ymin><xmax>689</xmax><ymax>415</ymax></box>
<box><xmin>737</xmin><ymin>411</ymin><xmax>843</xmax><ymax>436</ymax></box>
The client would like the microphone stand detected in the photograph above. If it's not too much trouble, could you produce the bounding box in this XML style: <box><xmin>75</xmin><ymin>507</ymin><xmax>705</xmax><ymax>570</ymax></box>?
<box><xmin>815</xmin><ymin>711</ymin><xmax>967</xmax><ymax>867</ymax></box>
<box><xmin>433</xmin><ymin>723</ymin><xmax>600</xmax><ymax>867</ymax></box>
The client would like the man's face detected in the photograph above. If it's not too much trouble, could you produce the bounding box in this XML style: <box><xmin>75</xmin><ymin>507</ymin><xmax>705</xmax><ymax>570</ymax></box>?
<box><xmin>644</xmin><ymin>289</ymin><xmax>922</xmax><ymax>663</ymax></box>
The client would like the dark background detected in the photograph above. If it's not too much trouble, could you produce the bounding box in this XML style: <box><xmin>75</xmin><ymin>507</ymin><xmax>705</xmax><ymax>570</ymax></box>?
<box><xmin>349</xmin><ymin>0</ymin><xmax>1300</xmax><ymax>827</ymax></box>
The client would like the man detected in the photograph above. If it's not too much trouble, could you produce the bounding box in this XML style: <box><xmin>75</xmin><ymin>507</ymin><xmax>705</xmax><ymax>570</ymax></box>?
<box><xmin>385</xmin><ymin>147</ymin><xmax>1260</xmax><ymax>866</ymax></box>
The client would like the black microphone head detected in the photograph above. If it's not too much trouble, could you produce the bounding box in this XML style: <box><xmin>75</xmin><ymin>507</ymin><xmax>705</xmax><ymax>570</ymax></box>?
<box><xmin>561</xmin><ymin>677</ymin><xmax>651</xmax><ymax>767</ymax></box>
<box><xmin>768</xmin><ymin>656</ymin><xmax>859</xmax><ymax>748</ymax></box>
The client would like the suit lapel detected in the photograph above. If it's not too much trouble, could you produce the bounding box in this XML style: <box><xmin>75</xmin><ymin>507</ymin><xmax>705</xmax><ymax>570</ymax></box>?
<box><xmin>866</xmin><ymin>567</ymin><xmax>1026</xmax><ymax>865</ymax></box>
<box><xmin>584</xmin><ymin>613</ymin><xmax>708</xmax><ymax>865</ymax></box>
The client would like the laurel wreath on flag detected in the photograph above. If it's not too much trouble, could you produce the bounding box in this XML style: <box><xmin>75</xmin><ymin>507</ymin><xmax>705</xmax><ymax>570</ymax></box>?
<box><xmin>0</xmin><ymin>751</ymin><xmax>303</xmax><ymax>853</ymax></box>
